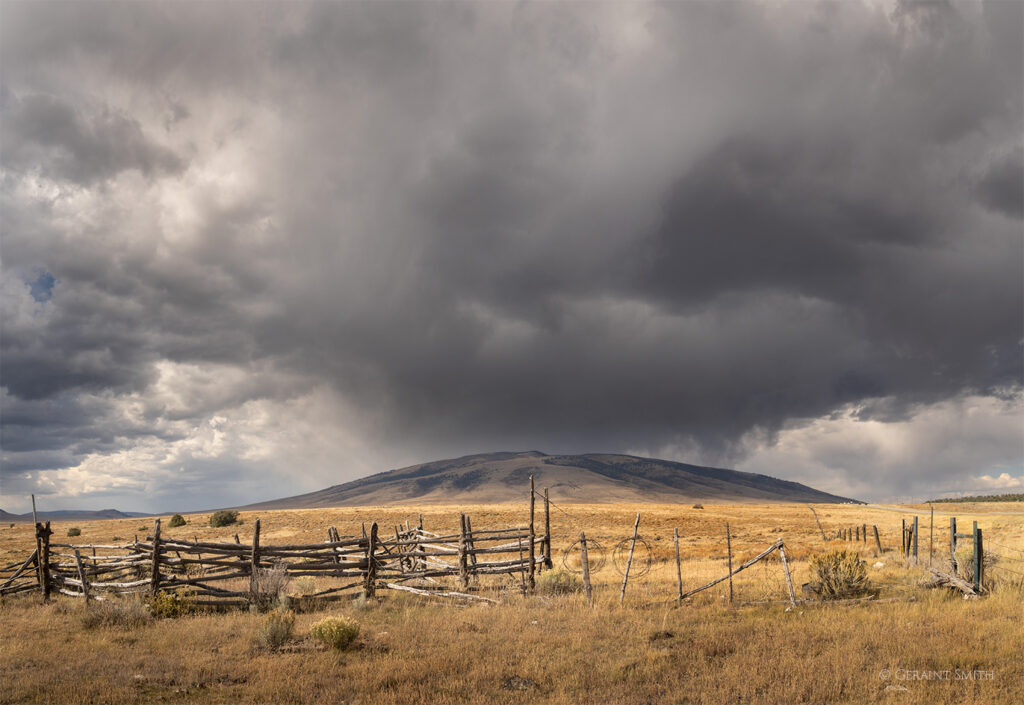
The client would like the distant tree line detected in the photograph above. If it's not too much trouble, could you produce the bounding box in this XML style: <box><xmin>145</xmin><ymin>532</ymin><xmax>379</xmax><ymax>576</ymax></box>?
<box><xmin>929</xmin><ymin>493</ymin><xmax>1024</xmax><ymax>503</ymax></box>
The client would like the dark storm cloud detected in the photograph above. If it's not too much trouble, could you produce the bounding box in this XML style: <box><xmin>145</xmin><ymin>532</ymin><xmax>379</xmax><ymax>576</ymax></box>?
<box><xmin>2</xmin><ymin>93</ymin><xmax>183</xmax><ymax>185</ymax></box>
<box><xmin>0</xmin><ymin>0</ymin><xmax>1021</xmax><ymax>508</ymax></box>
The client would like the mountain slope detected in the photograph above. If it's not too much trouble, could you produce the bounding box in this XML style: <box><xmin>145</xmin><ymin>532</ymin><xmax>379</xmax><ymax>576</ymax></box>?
<box><xmin>240</xmin><ymin>451</ymin><xmax>857</xmax><ymax>509</ymax></box>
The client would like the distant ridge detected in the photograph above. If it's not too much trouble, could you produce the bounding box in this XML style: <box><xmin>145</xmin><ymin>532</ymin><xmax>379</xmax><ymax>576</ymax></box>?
<box><xmin>240</xmin><ymin>451</ymin><xmax>858</xmax><ymax>510</ymax></box>
<box><xmin>0</xmin><ymin>508</ymin><xmax>150</xmax><ymax>523</ymax></box>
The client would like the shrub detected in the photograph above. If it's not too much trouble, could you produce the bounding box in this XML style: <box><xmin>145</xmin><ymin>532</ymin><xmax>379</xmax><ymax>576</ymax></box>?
<box><xmin>67</xmin><ymin>527</ymin><xmax>81</xmax><ymax>537</ymax></box>
<box><xmin>537</xmin><ymin>569</ymin><xmax>582</xmax><ymax>595</ymax></box>
<box><xmin>209</xmin><ymin>510</ymin><xmax>239</xmax><ymax>527</ymax></box>
<box><xmin>692</xmin><ymin>504</ymin><xmax>704</xmax><ymax>510</ymax></box>
<box><xmin>293</xmin><ymin>576</ymin><xmax>317</xmax><ymax>596</ymax></box>
<box><xmin>81</xmin><ymin>598</ymin><xmax>152</xmax><ymax>630</ymax></box>
<box><xmin>954</xmin><ymin>546</ymin><xmax>998</xmax><ymax>588</ymax></box>
<box><xmin>255</xmin><ymin>610</ymin><xmax>295</xmax><ymax>651</ymax></box>
<box><xmin>146</xmin><ymin>588</ymin><xmax>194</xmax><ymax>618</ymax></box>
<box><xmin>309</xmin><ymin>616</ymin><xmax>360</xmax><ymax>650</ymax></box>
<box><xmin>168</xmin><ymin>514</ymin><xmax>186</xmax><ymax>528</ymax></box>
<box><xmin>251</xmin><ymin>562</ymin><xmax>290</xmax><ymax>611</ymax></box>
<box><xmin>809</xmin><ymin>550</ymin><xmax>870</xmax><ymax>599</ymax></box>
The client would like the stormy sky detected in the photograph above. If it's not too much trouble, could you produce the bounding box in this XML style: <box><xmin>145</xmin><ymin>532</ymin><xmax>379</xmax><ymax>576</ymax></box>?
<box><xmin>1</xmin><ymin>0</ymin><xmax>1021</xmax><ymax>512</ymax></box>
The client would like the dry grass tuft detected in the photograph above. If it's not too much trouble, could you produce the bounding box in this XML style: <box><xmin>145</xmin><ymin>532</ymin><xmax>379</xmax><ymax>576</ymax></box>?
<box><xmin>80</xmin><ymin>598</ymin><xmax>152</xmax><ymax>630</ymax></box>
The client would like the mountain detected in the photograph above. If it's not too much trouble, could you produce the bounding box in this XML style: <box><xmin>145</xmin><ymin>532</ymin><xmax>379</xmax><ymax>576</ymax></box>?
<box><xmin>0</xmin><ymin>508</ymin><xmax>150</xmax><ymax>523</ymax></box>
<box><xmin>240</xmin><ymin>451</ymin><xmax>858</xmax><ymax>509</ymax></box>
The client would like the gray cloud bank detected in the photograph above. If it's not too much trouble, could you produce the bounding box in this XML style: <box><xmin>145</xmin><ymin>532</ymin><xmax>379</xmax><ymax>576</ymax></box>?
<box><xmin>1</xmin><ymin>1</ymin><xmax>1021</xmax><ymax>511</ymax></box>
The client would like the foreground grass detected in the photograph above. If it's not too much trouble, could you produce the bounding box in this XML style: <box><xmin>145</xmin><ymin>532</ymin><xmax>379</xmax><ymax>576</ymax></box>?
<box><xmin>1</xmin><ymin>588</ymin><xmax>1021</xmax><ymax>705</ymax></box>
<box><xmin>3</xmin><ymin>502</ymin><xmax>1022</xmax><ymax>704</ymax></box>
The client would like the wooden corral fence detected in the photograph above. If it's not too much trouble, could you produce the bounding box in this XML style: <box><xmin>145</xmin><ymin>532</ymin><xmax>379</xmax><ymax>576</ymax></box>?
<box><xmin>1</xmin><ymin>511</ymin><xmax>552</xmax><ymax>606</ymax></box>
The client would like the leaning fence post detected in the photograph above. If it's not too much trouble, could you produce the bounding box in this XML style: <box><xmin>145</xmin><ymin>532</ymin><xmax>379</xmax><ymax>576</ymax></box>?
<box><xmin>726</xmin><ymin>522</ymin><xmax>734</xmax><ymax>603</ymax></box>
<box><xmin>873</xmin><ymin>525</ymin><xmax>882</xmax><ymax>554</ymax></box>
<box><xmin>619</xmin><ymin>512</ymin><xmax>640</xmax><ymax>604</ymax></box>
<box><xmin>249</xmin><ymin>518</ymin><xmax>261</xmax><ymax>601</ymax></box>
<box><xmin>543</xmin><ymin>488</ymin><xmax>552</xmax><ymax>570</ymax></box>
<box><xmin>673</xmin><ymin>527</ymin><xmax>683</xmax><ymax>604</ymax></box>
<box><xmin>580</xmin><ymin>531</ymin><xmax>593</xmax><ymax>604</ymax></box>
<box><xmin>364</xmin><ymin>522</ymin><xmax>378</xmax><ymax>598</ymax></box>
<box><xmin>74</xmin><ymin>549</ymin><xmax>90</xmax><ymax>605</ymax></box>
<box><xmin>528</xmin><ymin>475</ymin><xmax>536</xmax><ymax>593</ymax></box>
<box><xmin>150</xmin><ymin>518</ymin><xmax>162</xmax><ymax>596</ymax></box>
<box><xmin>778</xmin><ymin>543</ymin><xmax>797</xmax><ymax>607</ymax></box>
<box><xmin>808</xmin><ymin>506</ymin><xmax>827</xmax><ymax>543</ymax></box>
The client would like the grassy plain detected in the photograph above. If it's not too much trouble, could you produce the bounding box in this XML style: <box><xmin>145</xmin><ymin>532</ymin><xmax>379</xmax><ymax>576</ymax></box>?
<box><xmin>2</xmin><ymin>501</ymin><xmax>1023</xmax><ymax>704</ymax></box>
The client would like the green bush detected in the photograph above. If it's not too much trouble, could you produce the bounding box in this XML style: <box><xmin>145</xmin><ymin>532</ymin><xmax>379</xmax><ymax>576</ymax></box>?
<box><xmin>66</xmin><ymin>527</ymin><xmax>81</xmax><ymax>537</ymax></box>
<box><xmin>537</xmin><ymin>569</ymin><xmax>582</xmax><ymax>595</ymax></box>
<box><xmin>809</xmin><ymin>550</ymin><xmax>870</xmax><ymax>599</ymax></box>
<box><xmin>309</xmin><ymin>616</ymin><xmax>360</xmax><ymax>649</ymax></box>
<box><xmin>146</xmin><ymin>588</ymin><xmax>194</xmax><ymax>618</ymax></box>
<box><xmin>168</xmin><ymin>514</ymin><xmax>186</xmax><ymax>528</ymax></box>
<box><xmin>255</xmin><ymin>611</ymin><xmax>295</xmax><ymax>651</ymax></box>
<box><xmin>209</xmin><ymin>510</ymin><xmax>239</xmax><ymax>528</ymax></box>
<box><xmin>81</xmin><ymin>598</ymin><xmax>152</xmax><ymax>630</ymax></box>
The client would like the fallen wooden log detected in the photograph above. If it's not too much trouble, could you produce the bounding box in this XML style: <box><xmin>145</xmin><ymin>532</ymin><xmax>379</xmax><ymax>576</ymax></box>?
<box><xmin>923</xmin><ymin>568</ymin><xmax>978</xmax><ymax>596</ymax></box>
<box><xmin>383</xmin><ymin>582</ymin><xmax>498</xmax><ymax>603</ymax></box>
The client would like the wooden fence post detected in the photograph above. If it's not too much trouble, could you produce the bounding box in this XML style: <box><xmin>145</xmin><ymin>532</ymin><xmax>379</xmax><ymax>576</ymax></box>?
<box><xmin>150</xmin><ymin>518</ymin><xmax>162</xmax><ymax>596</ymax></box>
<box><xmin>974</xmin><ymin>525</ymin><xmax>984</xmax><ymax>594</ymax></box>
<box><xmin>726</xmin><ymin>522</ymin><xmax>734</xmax><ymax>603</ymax></box>
<box><xmin>862</xmin><ymin>523</ymin><xmax>867</xmax><ymax>544</ymax></box>
<box><xmin>873</xmin><ymin>525</ymin><xmax>882</xmax><ymax>554</ymax></box>
<box><xmin>673</xmin><ymin>527</ymin><xmax>683</xmax><ymax>604</ymax></box>
<box><xmin>778</xmin><ymin>544</ymin><xmax>797</xmax><ymax>607</ymax></box>
<box><xmin>580</xmin><ymin>531</ymin><xmax>592</xmax><ymax>604</ymax></box>
<box><xmin>74</xmin><ymin>549</ymin><xmax>90</xmax><ymax>604</ymax></box>
<box><xmin>528</xmin><ymin>475</ymin><xmax>536</xmax><ymax>593</ymax></box>
<box><xmin>855</xmin><ymin>526</ymin><xmax>859</xmax><ymax>542</ymax></box>
<box><xmin>459</xmin><ymin>513</ymin><xmax>469</xmax><ymax>590</ymax></box>
<box><xmin>928</xmin><ymin>505</ymin><xmax>934</xmax><ymax>567</ymax></box>
<box><xmin>619</xmin><ymin>512</ymin><xmax>640</xmax><ymax>604</ymax></box>
<box><xmin>912</xmin><ymin>516</ymin><xmax>919</xmax><ymax>563</ymax></box>
<box><xmin>950</xmin><ymin>517</ymin><xmax>957</xmax><ymax>574</ymax></box>
<box><xmin>249</xmin><ymin>518</ymin><xmax>261</xmax><ymax>601</ymax></box>
<box><xmin>466</xmin><ymin>515</ymin><xmax>478</xmax><ymax>577</ymax></box>
<box><xmin>364</xmin><ymin>522</ymin><xmax>378</xmax><ymax>598</ymax></box>
<box><xmin>32</xmin><ymin>495</ymin><xmax>43</xmax><ymax>595</ymax></box>
<box><xmin>901</xmin><ymin>519</ymin><xmax>906</xmax><ymax>557</ymax></box>
<box><xmin>39</xmin><ymin>522</ymin><xmax>52</xmax><ymax>601</ymax></box>
<box><xmin>543</xmin><ymin>488</ymin><xmax>552</xmax><ymax>570</ymax></box>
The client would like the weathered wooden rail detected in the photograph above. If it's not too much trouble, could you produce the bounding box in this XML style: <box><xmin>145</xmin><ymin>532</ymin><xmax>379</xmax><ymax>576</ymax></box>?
<box><xmin>0</xmin><ymin>511</ymin><xmax>552</xmax><ymax>606</ymax></box>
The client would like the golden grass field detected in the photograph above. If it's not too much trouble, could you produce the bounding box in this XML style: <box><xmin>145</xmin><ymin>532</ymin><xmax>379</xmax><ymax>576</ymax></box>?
<box><xmin>2</xmin><ymin>501</ymin><xmax>1023</xmax><ymax>704</ymax></box>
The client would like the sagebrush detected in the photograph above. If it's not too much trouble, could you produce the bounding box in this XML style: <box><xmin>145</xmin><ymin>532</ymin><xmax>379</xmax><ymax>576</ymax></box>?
<box><xmin>309</xmin><ymin>616</ymin><xmax>360</xmax><ymax>649</ymax></box>
<box><xmin>255</xmin><ymin>610</ymin><xmax>294</xmax><ymax>651</ymax></box>
<box><xmin>809</xmin><ymin>550</ymin><xmax>871</xmax><ymax>599</ymax></box>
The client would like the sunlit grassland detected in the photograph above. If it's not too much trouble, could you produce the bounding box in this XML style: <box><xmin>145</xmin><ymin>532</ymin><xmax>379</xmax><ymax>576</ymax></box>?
<box><xmin>2</xmin><ymin>501</ymin><xmax>1022</xmax><ymax>704</ymax></box>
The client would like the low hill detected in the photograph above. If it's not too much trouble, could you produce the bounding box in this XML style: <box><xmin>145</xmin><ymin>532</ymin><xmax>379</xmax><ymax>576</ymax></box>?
<box><xmin>240</xmin><ymin>451</ymin><xmax>857</xmax><ymax>510</ymax></box>
<box><xmin>0</xmin><ymin>508</ymin><xmax>149</xmax><ymax>523</ymax></box>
